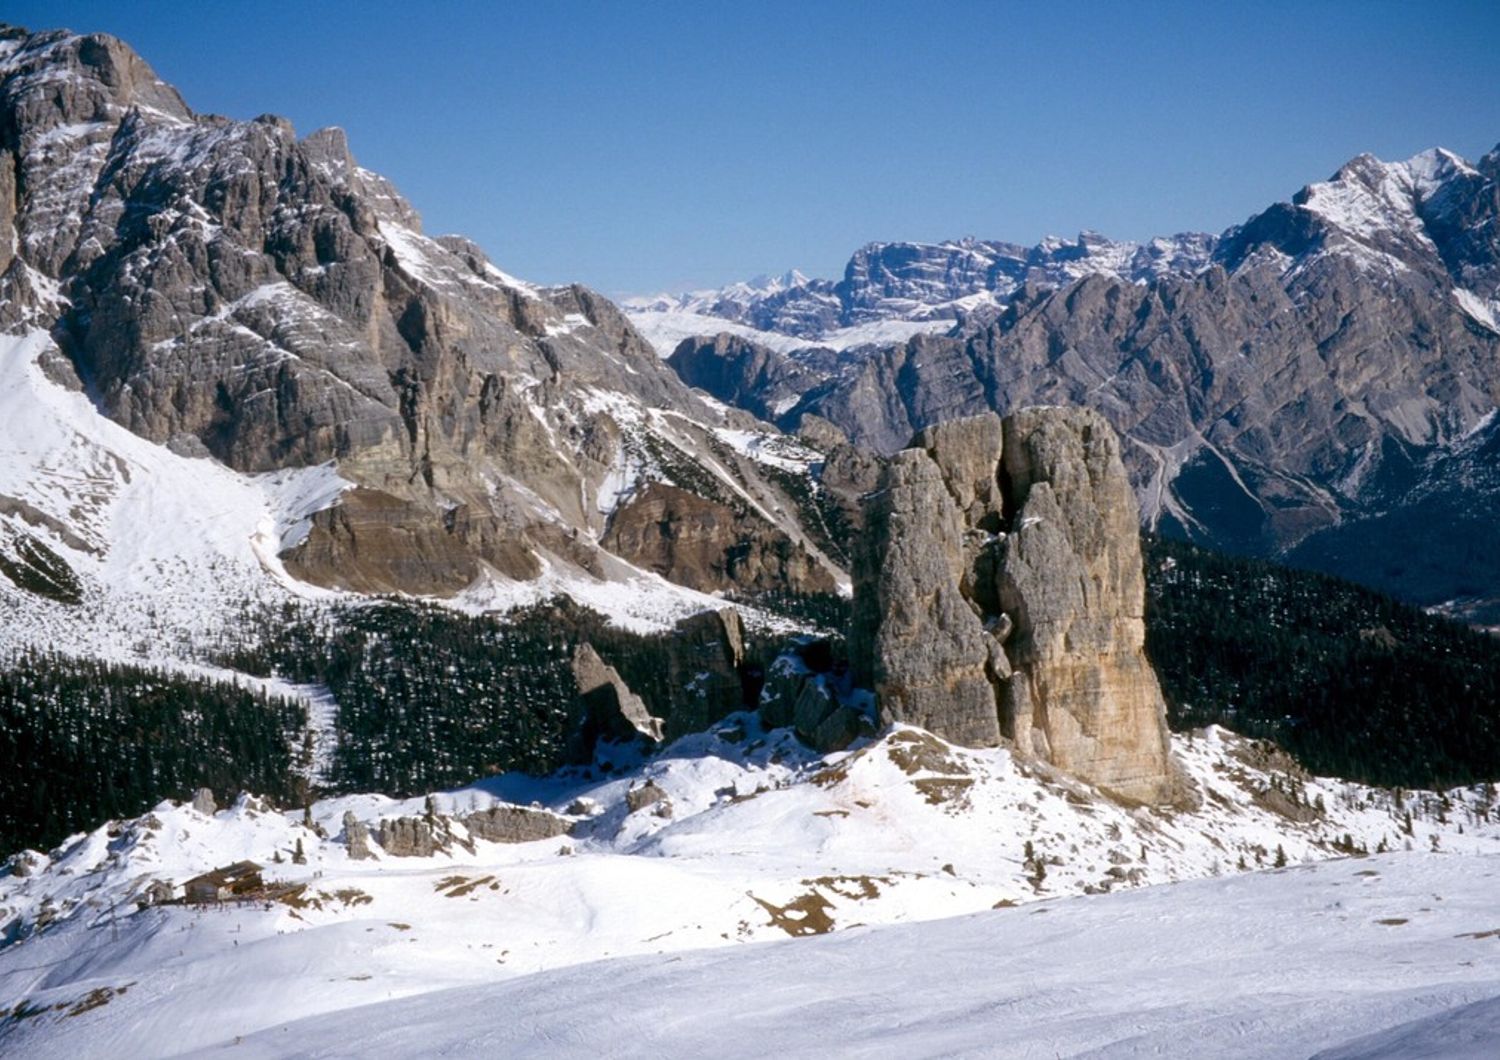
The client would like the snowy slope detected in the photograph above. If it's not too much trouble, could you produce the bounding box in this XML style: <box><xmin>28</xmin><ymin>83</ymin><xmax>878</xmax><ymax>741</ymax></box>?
<box><xmin>0</xmin><ymin>328</ymin><xmax>793</xmax><ymax>665</ymax></box>
<box><xmin>0</xmin><ymin>329</ymin><xmax>349</xmax><ymax>667</ymax></box>
<box><xmin>3</xmin><ymin>721</ymin><xmax>1498</xmax><ymax>1056</ymax></box>
<box><xmin>220</xmin><ymin>852</ymin><xmax>1500</xmax><ymax>1060</ymax></box>
<box><xmin>625</xmin><ymin>307</ymin><xmax>947</xmax><ymax>358</ymax></box>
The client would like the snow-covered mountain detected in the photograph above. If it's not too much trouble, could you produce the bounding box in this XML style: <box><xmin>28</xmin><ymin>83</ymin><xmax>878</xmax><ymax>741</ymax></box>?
<box><xmin>647</xmin><ymin>143</ymin><xmax>1500</xmax><ymax>622</ymax></box>
<box><xmin>626</xmin><ymin>146</ymin><xmax>1499</xmax><ymax>357</ymax></box>
<box><xmin>5</xmin><ymin>21</ymin><xmax>1500</xmax><ymax>1057</ymax></box>
<box><xmin>0</xmin><ymin>23</ymin><xmax>850</xmax><ymax>630</ymax></box>
<box><xmin>624</xmin><ymin>231</ymin><xmax>1219</xmax><ymax>354</ymax></box>
<box><xmin>4</xmin><ymin>720</ymin><xmax>1497</xmax><ymax>1057</ymax></box>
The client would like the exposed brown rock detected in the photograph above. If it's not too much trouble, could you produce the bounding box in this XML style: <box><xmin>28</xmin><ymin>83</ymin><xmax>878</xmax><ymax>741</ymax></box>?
<box><xmin>995</xmin><ymin>408</ymin><xmax>1176</xmax><ymax>802</ymax></box>
<box><xmin>853</xmin><ymin>408</ymin><xmax>1180</xmax><ymax>803</ymax></box>
<box><xmin>375</xmin><ymin>816</ymin><xmax>440</xmax><ymax>858</ymax></box>
<box><xmin>461</xmin><ymin>805</ymin><xmax>572</xmax><ymax>844</ymax></box>
<box><xmin>281</xmin><ymin>488</ymin><xmax>486</xmax><ymax>595</ymax></box>
<box><xmin>625</xmin><ymin>780</ymin><xmax>670</xmax><ymax>814</ymax></box>
<box><xmin>602</xmin><ymin>482</ymin><xmax>835</xmax><ymax>596</ymax></box>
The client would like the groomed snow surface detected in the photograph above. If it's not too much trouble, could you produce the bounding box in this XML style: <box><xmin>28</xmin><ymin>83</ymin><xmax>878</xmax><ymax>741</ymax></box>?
<box><xmin>4</xmin><ymin>722</ymin><xmax>1500</xmax><ymax>1058</ymax></box>
<box><xmin>225</xmin><ymin>854</ymin><xmax>1500</xmax><ymax>1060</ymax></box>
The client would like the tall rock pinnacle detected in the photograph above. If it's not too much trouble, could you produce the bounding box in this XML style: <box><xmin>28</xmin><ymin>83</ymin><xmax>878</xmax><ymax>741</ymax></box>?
<box><xmin>852</xmin><ymin>408</ymin><xmax>1179</xmax><ymax>803</ymax></box>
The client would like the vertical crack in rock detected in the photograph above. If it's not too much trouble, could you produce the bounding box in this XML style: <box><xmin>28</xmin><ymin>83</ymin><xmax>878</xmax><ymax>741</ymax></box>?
<box><xmin>854</xmin><ymin>408</ymin><xmax>1181</xmax><ymax>803</ymax></box>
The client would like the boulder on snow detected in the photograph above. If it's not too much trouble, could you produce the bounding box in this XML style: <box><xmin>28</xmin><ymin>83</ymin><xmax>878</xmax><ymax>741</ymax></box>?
<box><xmin>625</xmin><ymin>780</ymin><xmax>670</xmax><ymax>815</ymax></box>
<box><xmin>190</xmin><ymin>788</ymin><xmax>217</xmax><ymax>815</ymax></box>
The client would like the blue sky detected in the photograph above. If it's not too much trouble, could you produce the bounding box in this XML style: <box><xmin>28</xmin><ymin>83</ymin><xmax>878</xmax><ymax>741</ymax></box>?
<box><xmin>10</xmin><ymin>1</ymin><xmax>1500</xmax><ymax>294</ymax></box>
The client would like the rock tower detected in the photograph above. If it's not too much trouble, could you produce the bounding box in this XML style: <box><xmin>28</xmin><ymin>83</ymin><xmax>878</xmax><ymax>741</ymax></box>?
<box><xmin>852</xmin><ymin>408</ymin><xmax>1178</xmax><ymax>803</ymax></box>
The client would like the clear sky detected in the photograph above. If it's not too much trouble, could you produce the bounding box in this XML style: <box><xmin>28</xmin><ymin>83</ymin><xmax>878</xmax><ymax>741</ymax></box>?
<box><xmin>9</xmin><ymin>1</ymin><xmax>1500</xmax><ymax>294</ymax></box>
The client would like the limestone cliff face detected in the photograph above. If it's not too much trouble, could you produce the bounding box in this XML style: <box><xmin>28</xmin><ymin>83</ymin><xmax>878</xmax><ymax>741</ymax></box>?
<box><xmin>850</xmin><ymin>449</ymin><xmax>1005</xmax><ymax>748</ymax></box>
<box><xmin>996</xmin><ymin>408</ymin><xmax>1175</xmax><ymax>802</ymax></box>
<box><xmin>853</xmin><ymin>408</ymin><xmax>1178</xmax><ymax>803</ymax></box>
<box><xmin>601</xmin><ymin>482</ymin><xmax>836</xmax><ymax>596</ymax></box>
<box><xmin>0</xmin><ymin>25</ymin><xmax>843</xmax><ymax>600</ymax></box>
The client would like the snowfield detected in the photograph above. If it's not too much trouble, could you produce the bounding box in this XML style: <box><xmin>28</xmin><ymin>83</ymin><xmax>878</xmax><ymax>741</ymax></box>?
<box><xmin>3</xmin><ymin>721</ymin><xmax>1499</xmax><ymax>1057</ymax></box>
<box><xmin>220</xmin><ymin>853</ymin><xmax>1500</xmax><ymax>1059</ymax></box>
<box><xmin>623</xmin><ymin>306</ymin><xmax>949</xmax><ymax>358</ymax></box>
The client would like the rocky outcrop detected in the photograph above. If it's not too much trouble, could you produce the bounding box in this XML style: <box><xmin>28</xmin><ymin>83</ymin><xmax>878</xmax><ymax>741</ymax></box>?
<box><xmin>663</xmin><ymin>608</ymin><xmax>748</xmax><ymax>739</ymax></box>
<box><xmin>625</xmin><ymin>780</ymin><xmax>671</xmax><ymax>816</ymax></box>
<box><xmin>760</xmin><ymin>640</ymin><xmax>873</xmax><ymax>753</ymax></box>
<box><xmin>371</xmin><ymin>803</ymin><xmax>571</xmax><ymax>856</ymax></box>
<box><xmin>851</xmin><ymin>449</ymin><xmax>1008</xmax><ymax>748</ymax></box>
<box><xmin>667</xmin><ymin>333</ymin><xmax>824</xmax><ymax>425</ymax></box>
<box><xmin>190</xmin><ymin>788</ymin><xmax>217</xmax><ymax>816</ymax></box>
<box><xmin>996</xmin><ymin>409</ymin><xmax>1176</xmax><ymax>801</ymax></box>
<box><xmin>602</xmin><ymin>482</ymin><xmax>836</xmax><ymax>597</ymax></box>
<box><xmin>282</xmin><ymin>488</ymin><xmax>489</xmax><ymax>595</ymax></box>
<box><xmin>375</xmin><ymin>816</ymin><xmax>440</xmax><ymax>858</ymax></box>
<box><xmin>853</xmin><ymin>409</ymin><xmax>1178</xmax><ymax>803</ymax></box>
<box><xmin>461</xmin><ymin>805</ymin><xmax>571</xmax><ymax>844</ymax></box>
<box><xmin>342</xmin><ymin>811</ymin><xmax>373</xmax><ymax>860</ymax></box>
<box><xmin>570</xmin><ymin>643</ymin><xmax>664</xmax><ymax>757</ymax></box>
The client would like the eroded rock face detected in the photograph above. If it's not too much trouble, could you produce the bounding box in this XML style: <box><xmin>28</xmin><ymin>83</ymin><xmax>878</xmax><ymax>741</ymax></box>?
<box><xmin>0</xmin><ymin>26</ymin><xmax>846</xmax><ymax>600</ymax></box>
<box><xmin>996</xmin><ymin>408</ymin><xmax>1175</xmax><ymax>802</ymax></box>
<box><xmin>850</xmin><ymin>449</ymin><xmax>1005</xmax><ymax>748</ymax></box>
<box><xmin>663</xmin><ymin>608</ymin><xmax>749</xmax><ymax>739</ymax></box>
<box><xmin>461</xmin><ymin>805</ymin><xmax>571</xmax><ymax>844</ymax></box>
<box><xmin>375</xmin><ymin>816</ymin><xmax>439</xmax><ymax>858</ymax></box>
<box><xmin>570</xmin><ymin>643</ymin><xmax>664</xmax><ymax>757</ymax></box>
<box><xmin>281</xmin><ymin>488</ymin><xmax>492</xmax><ymax>596</ymax></box>
<box><xmin>853</xmin><ymin>409</ymin><xmax>1178</xmax><ymax>803</ymax></box>
<box><xmin>342</xmin><ymin>811</ymin><xmax>373</xmax><ymax>860</ymax></box>
<box><xmin>602</xmin><ymin>482</ymin><xmax>836</xmax><ymax>597</ymax></box>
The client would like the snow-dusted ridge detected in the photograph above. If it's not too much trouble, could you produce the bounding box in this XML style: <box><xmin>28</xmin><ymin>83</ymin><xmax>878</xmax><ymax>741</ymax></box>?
<box><xmin>625</xmin><ymin>145</ymin><xmax>1500</xmax><ymax>363</ymax></box>
<box><xmin>2</xmin><ymin>721</ymin><xmax>1498</xmax><ymax>1056</ymax></box>
<box><xmin>0</xmin><ymin>328</ymin><xmax>803</xmax><ymax>666</ymax></box>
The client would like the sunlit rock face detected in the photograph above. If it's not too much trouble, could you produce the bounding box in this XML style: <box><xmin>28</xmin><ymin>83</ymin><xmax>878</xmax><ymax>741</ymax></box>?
<box><xmin>853</xmin><ymin>408</ymin><xmax>1178</xmax><ymax>803</ymax></box>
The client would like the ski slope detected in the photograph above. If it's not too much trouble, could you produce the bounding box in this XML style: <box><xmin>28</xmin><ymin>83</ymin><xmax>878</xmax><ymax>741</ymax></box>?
<box><xmin>3</xmin><ymin>722</ymin><xmax>1499</xmax><ymax>1057</ymax></box>
<box><xmin>220</xmin><ymin>852</ymin><xmax>1500</xmax><ymax>1059</ymax></box>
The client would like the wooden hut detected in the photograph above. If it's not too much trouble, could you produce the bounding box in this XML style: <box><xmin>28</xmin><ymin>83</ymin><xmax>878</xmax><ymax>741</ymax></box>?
<box><xmin>183</xmin><ymin>861</ymin><xmax>263</xmax><ymax>903</ymax></box>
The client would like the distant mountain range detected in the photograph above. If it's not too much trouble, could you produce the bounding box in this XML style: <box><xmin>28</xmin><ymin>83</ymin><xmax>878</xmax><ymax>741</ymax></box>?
<box><xmin>625</xmin><ymin>230</ymin><xmax>1218</xmax><ymax>347</ymax></box>
<box><xmin>641</xmin><ymin>145</ymin><xmax>1500</xmax><ymax>623</ymax></box>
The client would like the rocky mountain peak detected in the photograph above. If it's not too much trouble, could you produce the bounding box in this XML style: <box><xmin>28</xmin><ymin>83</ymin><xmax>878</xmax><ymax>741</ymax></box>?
<box><xmin>0</xmin><ymin>23</ymin><xmax>843</xmax><ymax>603</ymax></box>
<box><xmin>0</xmin><ymin>25</ymin><xmax>191</xmax><ymax>128</ymax></box>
